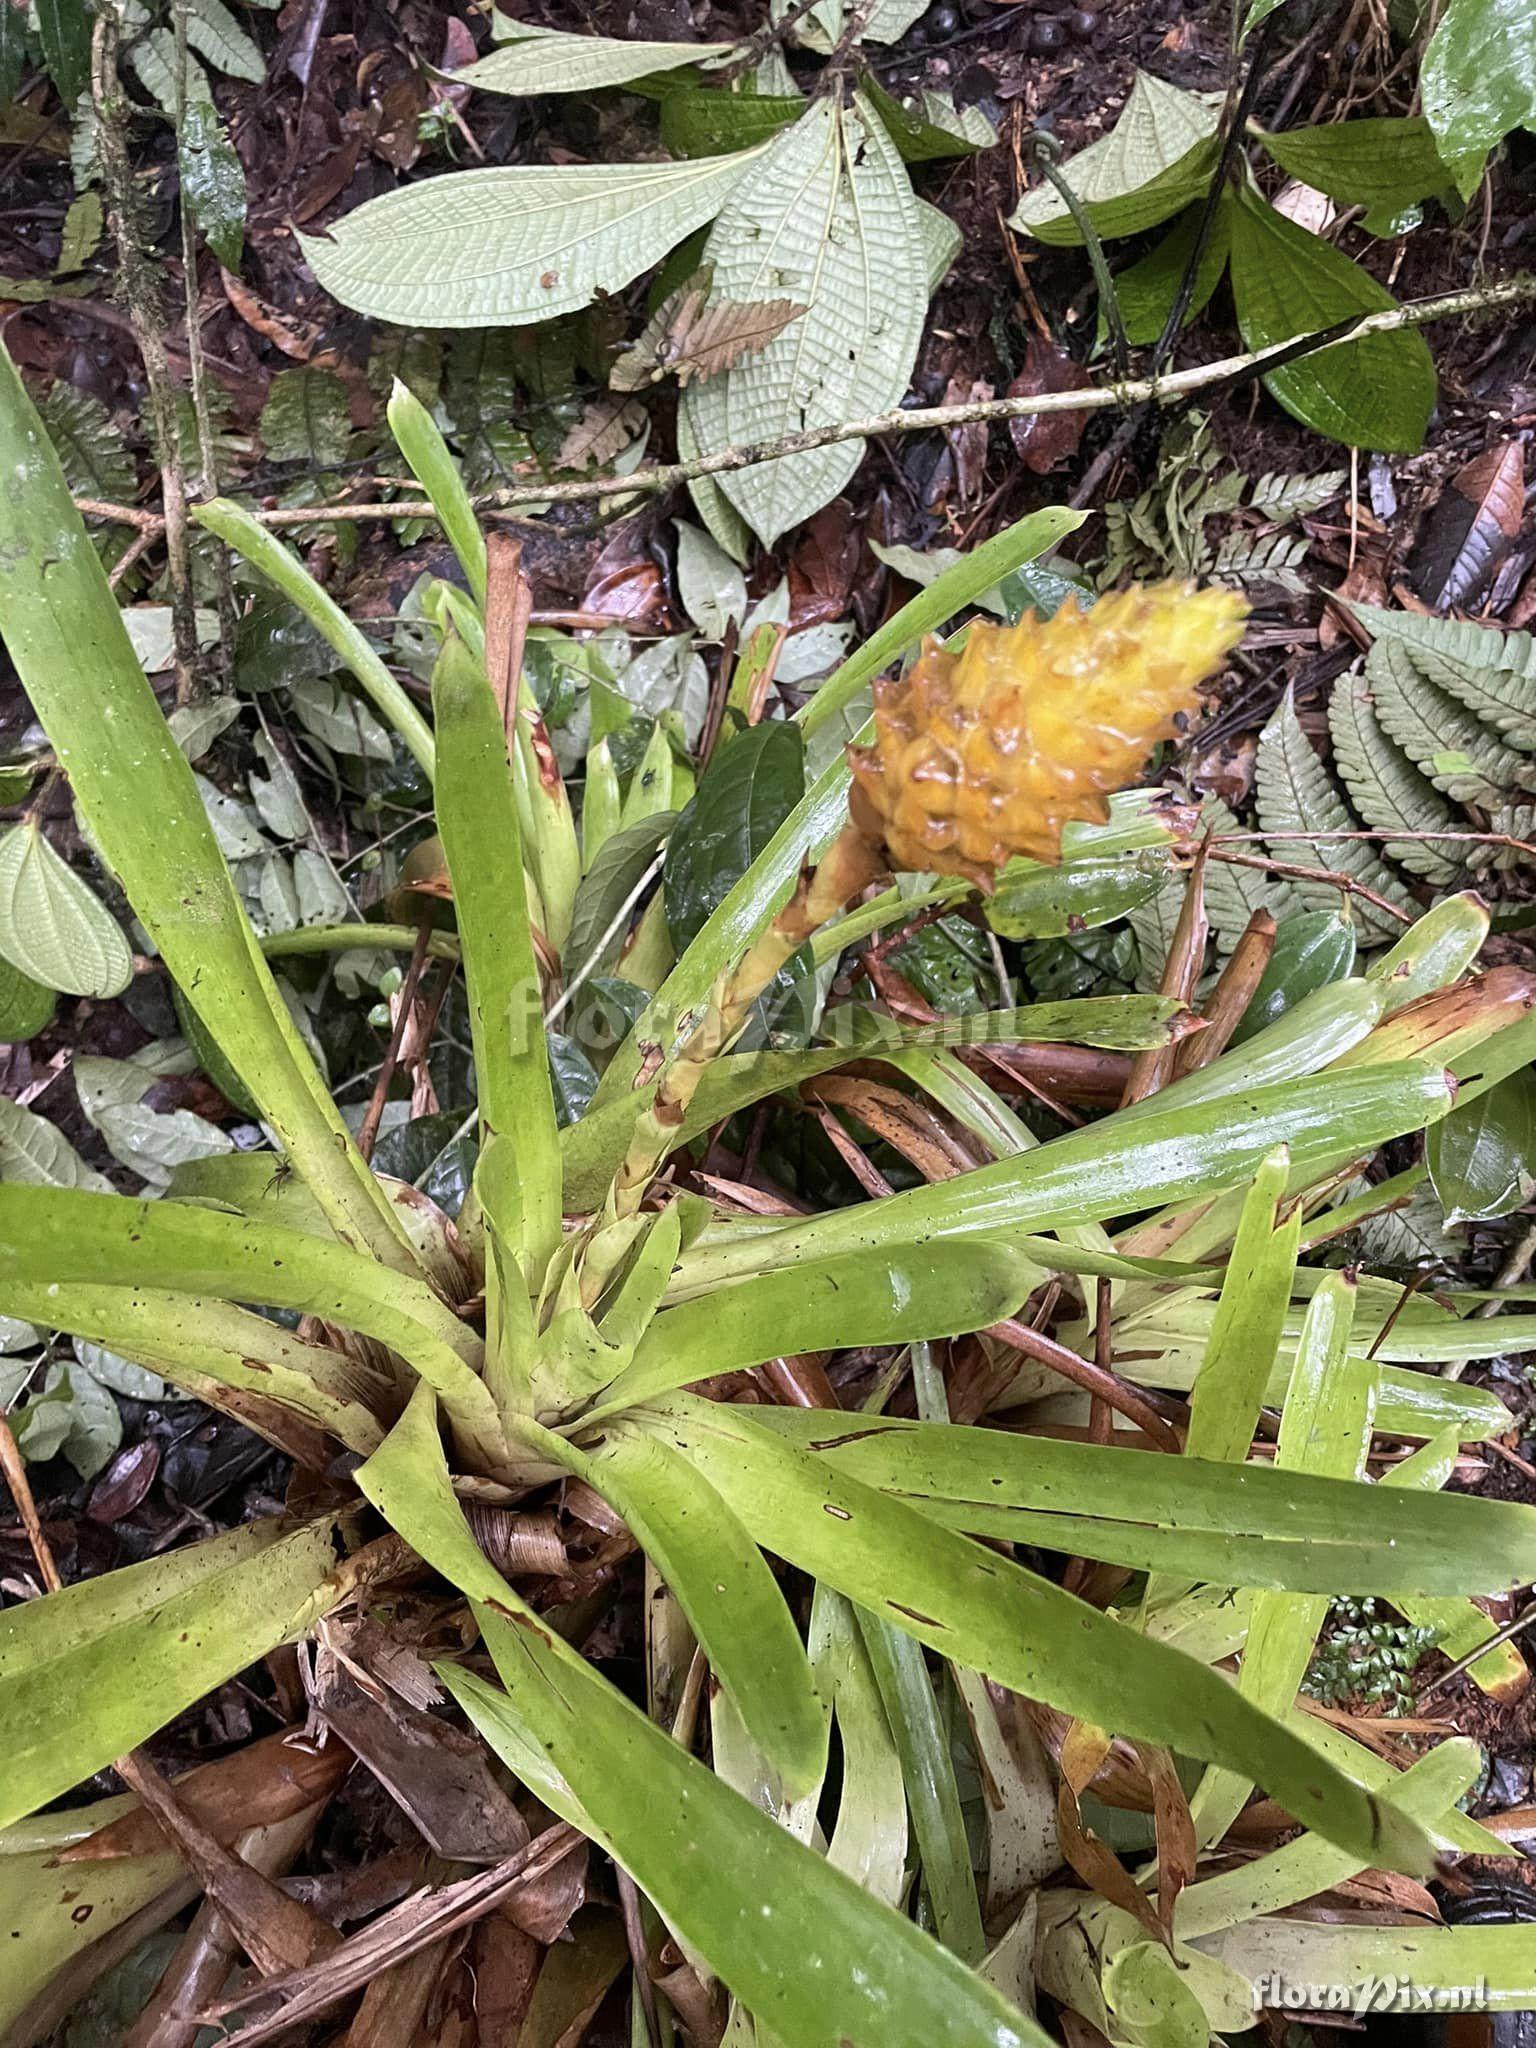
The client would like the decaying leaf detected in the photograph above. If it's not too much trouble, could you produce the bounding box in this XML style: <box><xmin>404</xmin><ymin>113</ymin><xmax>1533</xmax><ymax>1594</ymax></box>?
<box><xmin>610</xmin><ymin>266</ymin><xmax>807</xmax><ymax>391</ymax></box>
<box><xmin>555</xmin><ymin>394</ymin><xmax>647</xmax><ymax>470</ymax></box>
<box><xmin>1409</xmin><ymin>439</ymin><xmax>1525</xmax><ymax>611</ymax></box>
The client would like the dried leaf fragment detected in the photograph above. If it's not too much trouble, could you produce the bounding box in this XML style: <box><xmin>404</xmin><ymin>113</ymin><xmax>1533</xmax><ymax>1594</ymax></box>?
<box><xmin>611</xmin><ymin>266</ymin><xmax>807</xmax><ymax>391</ymax></box>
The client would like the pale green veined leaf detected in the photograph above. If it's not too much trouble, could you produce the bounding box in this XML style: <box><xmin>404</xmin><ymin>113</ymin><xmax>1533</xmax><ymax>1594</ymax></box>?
<box><xmin>0</xmin><ymin>1095</ymin><xmax>111</xmax><ymax>1191</ymax></box>
<box><xmin>454</xmin><ymin>23</ymin><xmax>732</xmax><ymax>95</ymax></box>
<box><xmin>0</xmin><ymin>1519</ymin><xmax>341</xmax><ymax>1829</ymax></box>
<box><xmin>1008</xmin><ymin>73</ymin><xmax>1220</xmax><ymax>246</ymax></box>
<box><xmin>683</xmin><ymin>97</ymin><xmax>927</xmax><ymax>545</ymax></box>
<box><xmin>301</xmin><ymin>149</ymin><xmax>764</xmax><ymax>328</ymax></box>
<box><xmin>0</xmin><ymin>820</ymin><xmax>131</xmax><ymax>997</ymax></box>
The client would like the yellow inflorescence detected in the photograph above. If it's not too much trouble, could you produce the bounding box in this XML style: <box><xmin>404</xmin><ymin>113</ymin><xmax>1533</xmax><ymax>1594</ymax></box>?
<box><xmin>848</xmin><ymin>582</ymin><xmax>1248</xmax><ymax>881</ymax></box>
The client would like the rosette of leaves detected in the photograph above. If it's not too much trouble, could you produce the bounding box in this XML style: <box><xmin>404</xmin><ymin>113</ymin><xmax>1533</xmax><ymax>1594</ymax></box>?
<box><xmin>1008</xmin><ymin>72</ymin><xmax>1461</xmax><ymax>452</ymax></box>
<box><xmin>300</xmin><ymin>8</ymin><xmax>992</xmax><ymax>546</ymax></box>
<box><xmin>7</xmin><ymin>348</ymin><xmax>1536</xmax><ymax>2041</ymax></box>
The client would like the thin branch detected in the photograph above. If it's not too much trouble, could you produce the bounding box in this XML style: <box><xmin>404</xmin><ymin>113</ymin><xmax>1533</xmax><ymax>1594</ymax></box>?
<box><xmin>1212</xmin><ymin>827</ymin><xmax>1536</xmax><ymax>860</ymax></box>
<box><xmin>1207</xmin><ymin>846</ymin><xmax>1413</xmax><ymax>923</ymax></box>
<box><xmin>68</xmin><ymin>274</ymin><xmax>1536</xmax><ymax>533</ymax></box>
<box><xmin>0</xmin><ymin>1409</ymin><xmax>64</xmax><ymax>1592</ymax></box>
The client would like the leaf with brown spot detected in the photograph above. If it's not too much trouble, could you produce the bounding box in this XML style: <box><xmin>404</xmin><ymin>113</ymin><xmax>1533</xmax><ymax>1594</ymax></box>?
<box><xmin>1409</xmin><ymin>440</ymin><xmax>1525</xmax><ymax>611</ymax></box>
<box><xmin>611</xmin><ymin>267</ymin><xmax>807</xmax><ymax>391</ymax></box>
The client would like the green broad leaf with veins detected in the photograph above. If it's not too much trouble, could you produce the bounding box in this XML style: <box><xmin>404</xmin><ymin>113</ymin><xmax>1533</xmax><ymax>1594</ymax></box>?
<box><xmin>664</xmin><ymin>719</ymin><xmax>805</xmax><ymax>949</ymax></box>
<box><xmin>1429</xmin><ymin>1069</ymin><xmax>1536</xmax><ymax>1226</ymax></box>
<box><xmin>0</xmin><ymin>957</ymin><xmax>55</xmax><ymax>1042</ymax></box>
<box><xmin>661</xmin><ymin>87</ymin><xmax>806</xmax><ymax>158</ymax></box>
<box><xmin>301</xmin><ymin>149</ymin><xmax>764</xmax><ymax>328</ymax></box>
<box><xmin>861</xmin><ymin>77</ymin><xmax>998</xmax><ymax>162</ymax></box>
<box><xmin>683</xmin><ymin>96</ymin><xmax>928</xmax><ymax>545</ymax></box>
<box><xmin>1256</xmin><ymin>116</ymin><xmax>1455</xmax><ymax>211</ymax></box>
<box><xmin>0</xmin><ymin>820</ymin><xmax>132</xmax><ymax>999</ymax></box>
<box><xmin>259</xmin><ymin>367</ymin><xmax>352</xmax><ymax>468</ymax></box>
<box><xmin>177</xmin><ymin>99</ymin><xmax>247</xmax><ymax>271</ymax></box>
<box><xmin>1009</xmin><ymin>73</ymin><xmax>1221</xmax><ymax>246</ymax></box>
<box><xmin>1111</xmin><ymin>193</ymin><xmax>1235</xmax><ymax>346</ymax></box>
<box><xmin>452</xmin><ymin>22</ymin><xmax>734</xmax><ymax>96</ymax></box>
<box><xmin>1227</xmin><ymin>185</ymin><xmax>1435</xmax><ymax>453</ymax></box>
<box><xmin>1421</xmin><ymin>0</ymin><xmax>1535</xmax><ymax>189</ymax></box>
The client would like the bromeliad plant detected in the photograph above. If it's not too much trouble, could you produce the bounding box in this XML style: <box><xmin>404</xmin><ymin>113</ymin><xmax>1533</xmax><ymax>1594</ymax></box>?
<box><xmin>3</xmin><ymin>345</ymin><xmax>1536</xmax><ymax>2042</ymax></box>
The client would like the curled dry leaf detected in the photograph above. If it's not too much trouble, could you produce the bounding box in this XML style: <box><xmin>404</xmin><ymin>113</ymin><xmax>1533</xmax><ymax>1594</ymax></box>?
<box><xmin>1409</xmin><ymin>438</ymin><xmax>1526</xmax><ymax>610</ymax></box>
<box><xmin>610</xmin><ymin>266</ymin><xmax>807</xmax><ymax>391</ymax></box>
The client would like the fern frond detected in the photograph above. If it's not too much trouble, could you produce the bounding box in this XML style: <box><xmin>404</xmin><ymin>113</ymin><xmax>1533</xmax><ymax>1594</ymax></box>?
<box><xmin>1347</xmin><ymin>602</ymin><xmax>1536</xmax><ymax>687</ymax></box>
<box><xmin>1254</xmin><ymin>688</ymin><xmax>1414</xmax><ymax>943</ymax></box>
<box><xmin>1200</xmin><ymin>793</ymin><xmax>1301</xmax><ymax>950</ymax></box>
<box><xmin>1471</xmin><ymin>799</ymin><xmax>1536</xmax><ymax>875</ymax></box>
<box><xmin>1356</xmin><ymin>1182</ymin><xmax>1459</xmax><ymax>1265</ymax></box>
<box><xmin>1407</xmin><ymin>647</ymin><xmax>1536</xmax><ymax>752</ymax></box>
<box><xmin>1249</xmin><ymin>469</ymin><xmax>1347</xmax><ymax>521</ymax></box>
<box><xmin>1328</xmin><ymin>673</ymin><xmax>1466</xmax><ymax>887</ymax></box>
<box><xmin>1368</xmin><ymin>639</ymin><xmax>1535</xmax><ymax>807</ymax></box>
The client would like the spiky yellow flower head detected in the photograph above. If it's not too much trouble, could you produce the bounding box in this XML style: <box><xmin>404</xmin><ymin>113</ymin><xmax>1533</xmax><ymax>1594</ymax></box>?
<box><xmin>847</xmin><ymin>582</ymin><xmax>1247</xmax><ymax>881</ymax></box>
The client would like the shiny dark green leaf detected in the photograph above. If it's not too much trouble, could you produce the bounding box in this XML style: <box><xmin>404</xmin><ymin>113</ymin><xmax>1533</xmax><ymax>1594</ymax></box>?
<box><xmin>178</xmin><ymin>99</ymin><xmax>247</xmax><ymax>270</ymax></box>
<box><xmin>664</xmin><ymin>719</ymin><xmax>804</xmax><ymax>950</ymax></box>
<box><xmin>1232</xmin><ymin>911</ymin><xmax>1357</xmax><ymax>1044</ymax></box>
<box><xmin>1428</xmin><ymin>1068</ymin><xmax>1536</xmax><ymax>1226</ymax></box>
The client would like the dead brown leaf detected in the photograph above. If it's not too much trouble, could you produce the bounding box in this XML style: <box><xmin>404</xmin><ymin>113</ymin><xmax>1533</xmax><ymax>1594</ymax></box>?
<box><xmin>1410</xmin><ymin>439</ymin><xmax>1526</xmax><ymax>611</ymax></box>
<box><xmin>64</xmin><ymin>1729</ymin><xmax>351</xmax><ymax>1863</ymax></box>
<box><xmin>611</xmin><ymin>267</ymin><xmax>806</xmax><ymax>391</ymax></box>
<box><xmin>556</xmin><ymin>395</ymin><xmax>646</xmax><ymax>472</ymax></box>
<box><xmin>1007</xmin><ymin>334</ymin><xmax>1093</xmax><ymax>474</ymax></box>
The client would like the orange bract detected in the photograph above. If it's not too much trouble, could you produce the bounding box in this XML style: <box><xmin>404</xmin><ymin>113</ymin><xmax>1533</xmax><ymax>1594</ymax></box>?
<box><xmin>847</xmin><ymin>582</ymin><xmax>1248</xmax><ymax>881</ymax></box>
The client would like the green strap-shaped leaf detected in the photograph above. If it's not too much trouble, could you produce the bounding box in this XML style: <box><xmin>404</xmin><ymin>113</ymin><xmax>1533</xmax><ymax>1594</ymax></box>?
<box><xmin>0</xmin><ymin>1518</ymin><xmax>341</xmax><ymax>1829</ymax></box>
<box><xmin>358</xmin><ymin>1385</ymin><xmax>1048</xmax><ymax>2048</ymax></box>
<box><xmin>387</xmin><ymin>379</ymin><xmax>487</xmax><ymax>607</ymax></box>
<box><xmin>0</xmin><ymin>344</ymin><xmax>412</xmax><ymax>1271</ymax></box>
<box><xmin>671</xmin><ymin>1063</ymin><xmax>1454</xmax><ymax>1288</ymax></box>
<box><xmin>0</xmin><ymin>1276</ymin><xmax>385</xmax><ymax>1455</ymax></box>
<box><xmin>195</xmin><ymin>498</ymin><xmax>437</xmax><ymax>779</ymax></box>
<box><xmin>1227</xmin><ymin>184</ymin><xmax>1435</xmax><ymax>454</ymax></box>
<box><xmin>301</xmin><ymin>149</ymin><xmax>765</xmax><ymax>328</ymax></box>
<box><xmin>0</xmin><ymin>821</ymin><xmax>131</xmax><ymax>998</ymax></box>
<box><xmin>0</xmin><ymin>1182</ymin><xmax>508</xmax><ymax>1473</ymax></box>
<box><xmin>1180</xmin><ymin>1150</ymin><xmax>1300</xmax><ymax>1465</ymax></box>
<box><xmin>592</xmin><ymin>1241</ymin><xmax>1034</xmax><ymax>1417</ymax></box>
<box><xmin>683</xmin><ymin>97</ymin><xmax>927</xmax><ymax>545</ymax></box>
<box><xmin>741</xmin><ymin>1405</ymin><xmax>1536</xmax><ymax>1595</ymax></box>
<box><xmin>634</xmin><ymin>1393</ymin><xmax>1435</xmax><ymax>1874</ymax></box>
<box><xmin>432</xmin><ymin>635</ymin><xmax>560</xmax><ymax>1276</ymax></box>
<box><xmin>569</xmin><ymin>1422</ymin><xmax>829</xmax><ymax>1797</ymax></box>
<box><xmin>1191</xmin><ymin>1273</ymin><xmax>1369</xmax><ymax>1846</ymax></box>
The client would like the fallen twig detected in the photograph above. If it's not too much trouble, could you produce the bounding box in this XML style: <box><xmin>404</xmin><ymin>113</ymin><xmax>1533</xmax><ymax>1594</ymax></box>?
<box><xmin>67</xmin><ymin>274</ymin><xmax>1536</xmax><ymax>533</ymax></box>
